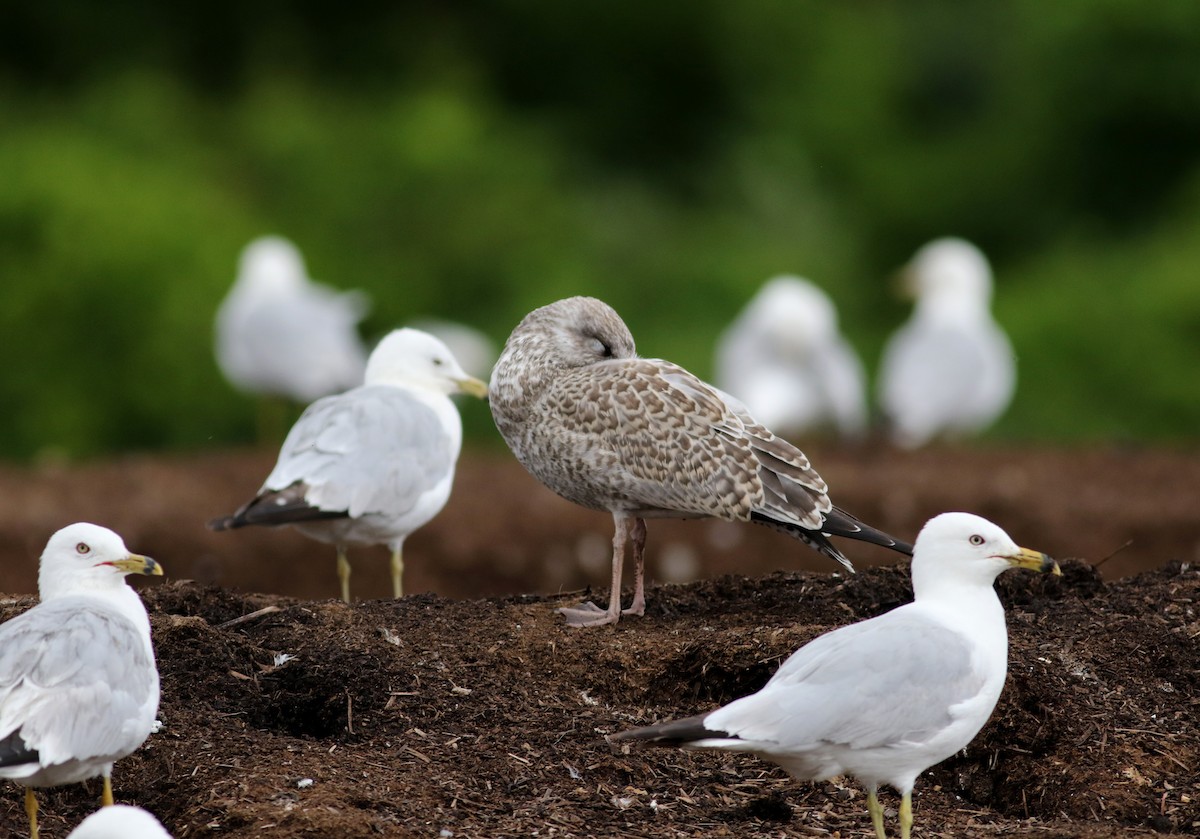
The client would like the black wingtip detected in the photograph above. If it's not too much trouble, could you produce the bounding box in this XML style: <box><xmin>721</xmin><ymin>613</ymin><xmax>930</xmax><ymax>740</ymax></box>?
<box><xmin>822</xmin><ymin>506</ymin><xmax>913</xmax><ymax>556</ymax></box>
<box><xmin>209</xmin><ymin>483</ymin><xmax>351</xmax><ymax>532</ymax></box>
<box><xmin>207</xmin><ymin>515</ymin><xmax>241</xmax><ymax>532</ymax></box>
<box><xmin>750</xmin><ymin>513</ymin><xmax>855</xmax><ymax>571</ymax></box>
<box><xmin>0</xmin><ymin>735</ymin><xmax>38</xmax><ymax>769</ymax></box>
<box><xmin>752</xmin><ymin>507</ymin><xmax>913</xmax><ymax>566</ymax></box>
<box><xmin>611</xmin><ymin>712</ymin><xmax>729</xmax><ymax>746</ymax></box>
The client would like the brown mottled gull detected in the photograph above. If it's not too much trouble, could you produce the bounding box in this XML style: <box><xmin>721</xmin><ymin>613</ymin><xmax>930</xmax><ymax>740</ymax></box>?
<box><xmin>489</xmin><ymin>296</ymin><xmax>913</xmax><ymax>627</ymax></box>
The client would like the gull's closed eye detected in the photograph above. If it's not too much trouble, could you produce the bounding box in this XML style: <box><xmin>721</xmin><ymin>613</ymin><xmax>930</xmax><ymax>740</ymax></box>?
<box><xmin>590</xmin><ymin>337</ymin><xmax>613</xmax><ymax>357</ymax></box>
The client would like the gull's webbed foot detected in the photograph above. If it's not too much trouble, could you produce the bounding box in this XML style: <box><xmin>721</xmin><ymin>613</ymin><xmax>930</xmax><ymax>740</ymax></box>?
<box><xmin>557</xmin><ymin>601</ymin><xmax>620</xmax><ymax>627</ymax></box>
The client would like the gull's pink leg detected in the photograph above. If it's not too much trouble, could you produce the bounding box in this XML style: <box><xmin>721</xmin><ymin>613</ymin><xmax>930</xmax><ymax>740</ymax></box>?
<box><xmin>558</xmin><ymin>513</ymin><xmax>630</xmax><ymax>627</ymax></box>
<box><xmin>622</xmin><ymin>517</ymin><xmax>647</xmax><ymax>617</ymax></box>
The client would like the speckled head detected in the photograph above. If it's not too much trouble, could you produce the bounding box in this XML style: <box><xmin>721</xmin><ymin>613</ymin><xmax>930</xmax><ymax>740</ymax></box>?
<box><xmin>511</xmin><ymin>296</ymin><xmax>635</xmax><ymax>366</ymax></box>
<box><xmin>490</xmin><ymin>296</ymin><xmax>637</xmax><ymax>401</ymax></box>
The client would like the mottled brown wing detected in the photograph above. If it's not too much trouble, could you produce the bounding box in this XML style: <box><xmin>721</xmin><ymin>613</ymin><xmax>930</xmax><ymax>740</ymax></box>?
<box><xmin>715</xmin><ymin>385</ymin><xmax>833</xmax><ymax>529</ymax></box>
<box><xmin>548</xmin><ymin>358</ymin><xmax>830</xmax><ymax>528</ymax></box>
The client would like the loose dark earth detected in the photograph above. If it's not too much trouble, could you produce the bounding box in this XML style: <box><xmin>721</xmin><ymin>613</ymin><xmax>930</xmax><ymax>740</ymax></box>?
<box><xmin>0</xmin><ymin>443</ymin><xmax>1198</xmax><ymax>837</ymax></box>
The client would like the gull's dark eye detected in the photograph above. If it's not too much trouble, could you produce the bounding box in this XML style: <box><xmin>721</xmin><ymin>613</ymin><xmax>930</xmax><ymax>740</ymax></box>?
<box><xmin>969</xmin><ymin>534</ymin><xmax>985</xmax><ymax>546</ymax></box>
<box><xmin>432</xmin><ymin>357</ymin><xmax>445</xmax><ymax>367</ymax></box>
<box><xmin>76</xmin><ymin>542</ymin><xmax>91</xmax><ymax>555</ymax></box>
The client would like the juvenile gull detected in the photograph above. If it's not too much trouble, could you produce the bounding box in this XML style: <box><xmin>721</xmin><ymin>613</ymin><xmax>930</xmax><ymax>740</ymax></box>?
<box><xmin>490</xmin><ymin>296</ymin><xmax>912</xmax><ymax>627</ymax></box>
<box><xmin>613</xmin><ymin>512</ymin><xmax>1060</xmax><ymax>839</ymax></box>
<box><xmin>878</xmin><ymin>238</ymin><xmax>1016</xmax><ymax>448</ymax></box>
<box><xmin>215</xmin><ymin>235</ymin><xmax>369</xmax><ymax>404</ymax></box>
<box><xmin>715</xmin><ymin>276</ymin><xmax>868</xmax><ymax>439</ymax></box>
<box><xmin>210</xmin><ymin>328</ymin><xmax>488</xmax><ymax>602</ymax></box>
<box><xmin>67</xmin><ymin>805</ymin><xmax>173</xmax><ymax>839</ymax></box>
<box><xmin>0</xmin><ymin>524</ymin><xmax>163</xmax><ymax>839</ymax></box>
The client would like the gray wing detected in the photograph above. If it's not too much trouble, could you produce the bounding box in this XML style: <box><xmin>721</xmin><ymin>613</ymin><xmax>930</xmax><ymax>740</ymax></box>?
<box><xmin>712</xmin><ymin>318</ymin><xmax>768</xmax><ymax>400</ymax></box>
<box><xmin>810</xmin><ymin>338</ymin><xmax>868</xmax><ymax>437</ymax></box>
<box><xmin>215</xmin><ymin>286</ymin><xmax>367</xmax><ymax>401</ymax></box>
<box><xmin>264</xmin><ymin>385</ymin><xmax>453</xmax><ymax>518</ymax></box>
<box><xmin>707</xmin><ymin>610</ymin><xmax>985</xmax><ymax>750</ymax></box>
<box><xmin>878</xmin><ymin>322</ymin><xmax>993</xmax><ymax>443</ymax></box>
<box><xmin>0</xmin><ymin>599</ymin><xmax>157</xmax><ymax>767</ymax></box>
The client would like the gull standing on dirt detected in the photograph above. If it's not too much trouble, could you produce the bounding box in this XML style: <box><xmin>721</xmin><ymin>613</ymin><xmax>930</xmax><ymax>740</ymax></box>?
<box><xmin>614</xmin><ymin>512</ymin><xmax>1059</xmax><ymax>839</ymax></box>
<box><xmin>489</xmin><ymin>296</ymin><xmax>912</xmax><ymax>628</ymax></box>
<box><xmin>0</xmin><ymin>524</ymin><xmax>163</xmax><ymax>839</ymax></box>
<box><xmin>214</xmin><ymin>235</ymin><xmax>370</xmax><ymax>404</ymax></box>
<box><xmin>877</xmin><ymin>238</ymin><xmax>1016</xmax><ymax>448</ymax></box>
<box><xmin>715</xmin><ymin>275</ymin><xmax>868</xmax><ymax>438</ymax></box>
<box><xmin>210</xmin><ymin>328</ymin><xmax>489</xmax><ymax>602</ymax></box>
<box><xmin>67</xmin><ymin>804</ymin><xmax>173</xmax><ymax>839</ymax></box>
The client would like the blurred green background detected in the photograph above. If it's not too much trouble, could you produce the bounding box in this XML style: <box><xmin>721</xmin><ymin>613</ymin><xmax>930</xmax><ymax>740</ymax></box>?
<box><xmin>2</xmin><ymin>0</ymin><xmax>1199</xmax><ymax>460</ymax></box>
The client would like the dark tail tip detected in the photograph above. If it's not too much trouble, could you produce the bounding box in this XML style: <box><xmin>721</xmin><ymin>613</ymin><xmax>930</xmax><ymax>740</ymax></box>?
<box><xmin>825</xmin><ymin>506</ymin><xmax>913</xmax><ymax>556</ymax></box>
<box><xmin>0</xmin><ymin>735</ymin><xmax>39</xmax><ymax>769</ymax></box>
<box><xmin>610</xmin><ymin>713</ymin><xmax>725</xmax><ymax>745</ymax></box>
<box><xmin>207</xmin><ymin>515</ymin><xmax>240</xmax><ymax>532</ymax></box>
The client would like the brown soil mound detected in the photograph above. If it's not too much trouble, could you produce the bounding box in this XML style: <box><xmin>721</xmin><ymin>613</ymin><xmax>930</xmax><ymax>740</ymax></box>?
<box><xmin>0</xmin><ymin>444</ymin><xmax>1198</xmax><ymax>837</ymax></box>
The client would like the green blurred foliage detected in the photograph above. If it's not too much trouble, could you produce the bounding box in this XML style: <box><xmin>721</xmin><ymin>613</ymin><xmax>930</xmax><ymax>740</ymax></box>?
<box><xmin>1</xmin><ymin>0</ymin><xmax>1199</xmax><ymax>460</ymax></box>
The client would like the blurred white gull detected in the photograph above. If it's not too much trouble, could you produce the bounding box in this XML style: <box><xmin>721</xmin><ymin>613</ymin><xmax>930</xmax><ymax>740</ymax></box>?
<box><xmin>215</xmin><ymin>235</ymin><xmax>369</xmax><ymax>403</ymax></box>
<box><xmin>877</xmin><ymin>238</ymin><xmax>1015</xmax><ymax>448</ymax></box>
<box><xmin>210</xmin><ymin>328</ymin><xmax>488</xmax><ymax>603</ymax></box>
<box><xmin>614</xmin><ymin>512</ymin><xmax>1059</xmax><ymax>839</ymax></box>
<box><xmin>67</xmin><ymin>804</ymin><xmax>173</xmax><ymax>839</ymax></box>
<box><xmin>716</xmin><ymin>276</ymin><xmax>867</xmax><ymax>439</ymax></box>
<box><xmin>0</xmin><ymin>524</ymin><xmax>163</xmax><ymax>839</ymax></box>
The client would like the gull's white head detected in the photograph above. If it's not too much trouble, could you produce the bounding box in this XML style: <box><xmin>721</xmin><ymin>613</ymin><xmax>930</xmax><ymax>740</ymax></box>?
<box><xmin>235</xmin><ymin>235</ymin><xmax>309</xmax><ymax>294</ymax></box>
<box><xmin>748</xmin><ymin>276</ymin><xmax>840</xmax><ymax>353</ymax></box>
<box><xmin>907</xmin><ymin>237</ymin><xmax>993</xmax><ymax>309</ymax></box>
<box><xmin>910</xmin><ymin>512</ymin><xmax>1057</xmax><ymax>597</ymax></box>
<box><xmin>67</xmin><ymin>804</ymin><xmax>174</xmax><ymax>839</ymax></box>
<box><xmin>406</xmin><ymin>318</ymin><xmax>499</xmax><ymax>381</ymax></box>
<box><xmin>39</xmin><ymin>523</ymin><xmax>163</xmax><ymax>601</ymax></box>
<box><xmin>365</xmin><ymin>328</ymin><xmax>489</xmax><ymax>398</ymax></box>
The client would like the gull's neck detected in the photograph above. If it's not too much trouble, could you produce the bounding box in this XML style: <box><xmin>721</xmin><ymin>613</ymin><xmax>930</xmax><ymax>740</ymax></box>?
<box><xmin>911</xmin><ymin>563</ymin><xmax>1007</xmax><ymax>640</ymax></box>
<box><xmin>408</xmin><ymin>386</ymin><xmax>464</xmax><ymax>459</ymax></box>
<box><xmin>40</xmin><ymin>575</ymin><xmax>154</xmax><ymax>656</ymax></box>
<box><xmin>915</xmin><ymin>291</ymin><xmax>992</xmax><ymax>324</ymax></box>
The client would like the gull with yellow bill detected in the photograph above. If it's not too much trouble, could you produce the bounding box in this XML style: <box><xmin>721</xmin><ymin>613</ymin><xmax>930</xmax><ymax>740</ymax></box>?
<box><xmin>613</xmin><ymin>512</ymin><xmax>1059</xmax><ymax>839</ymax></box>
<box><xmin>0</xmin><ymin>524</ymin><xmax>163</xmax><ymax>839</ymax></box>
